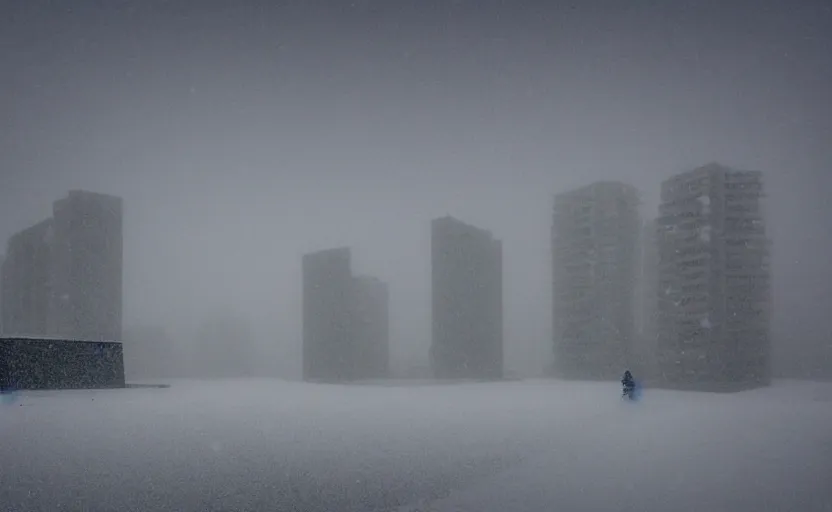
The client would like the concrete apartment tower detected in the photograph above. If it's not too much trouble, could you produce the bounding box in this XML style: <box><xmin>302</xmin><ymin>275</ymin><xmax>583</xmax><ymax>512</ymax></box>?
<box><xmin>302</xmin><ymin>247</ymin><xmax>389</xmax><ymax>382</ymax></box>
<box><xmin>431</xmin><ymin>216</ymin><xmax>503</xmax><ymax>380</ymax></box>
<box><xmin>0</xmin><ymin>220</ymin><xmax>54</xmax><ymax>336</ymax></box>
<box><xmin>656</xmin><ymin>163</ymin><xmax>771</xmax><ymax>390</ymax></box>
<box><xmin>303</xmin><ymin>247</ymin><xmax>354</xmax><ymax>382</ymax></box>
<box><xmin>634</xmin><ymin>217</ymin><xmax>660</xmax><ymax>379</ymax></box>
<box><xmin>1</xmin><ymin>191</ymin><xmax>122</xmax><ymax>341</ymax></box>
<box><xmin>351</xmin><ymin>275</ymin><xmax>390</xmax><ymax>379</ymax></box>
<box><xmin>49</xmin><ymin>191</ymin><xmax>123</xmax><ymax>341</ymax></box>
<box><xmin>552</xmin><ymin>182</ymin><xmax>640</xmax><ymax>380</ymax></box>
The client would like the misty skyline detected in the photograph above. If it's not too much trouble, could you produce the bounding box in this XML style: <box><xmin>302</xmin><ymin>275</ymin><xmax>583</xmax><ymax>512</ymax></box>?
<box><xmin>2</xmin><ymin>0</ymin><xmax>830</xmax><ymax>377</ymax></box>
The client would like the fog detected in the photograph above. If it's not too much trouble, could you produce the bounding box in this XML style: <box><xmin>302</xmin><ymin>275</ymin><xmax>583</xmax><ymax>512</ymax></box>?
<box><xmin>3</xmin><ymin>380</ymin><xmax>831</xmax><ymax>511</ymax></box>
<box><xmin>2</xmin><ymin>0</ymin><xmax>831</xmax><ymax>377</ymax></box>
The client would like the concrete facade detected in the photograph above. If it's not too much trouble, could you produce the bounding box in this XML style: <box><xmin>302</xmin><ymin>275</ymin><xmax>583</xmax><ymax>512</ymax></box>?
<box><xmin>351</xmin><ymin>275</ymin><xmax>390</xmax><ymax>379</ymax></box>
<box><xmin>302</xmin><ymin>247</ymin><xmax>355</xmax><ymax>382</ymax></box>
<box><xmin>302</xmin><ymin>248</ymin><xmax>391</xmax><ymax>382</ymax></box>
<box><xmin>635</xmin><ymin>217</ymin><xmax>660</xmax><ymax>378</ymax></box>
<box><xmin>0</xmin><ymin>220</ymin><xmax>54</xmax><ymax>337</ymax></box>
<box><xmin>0</xmin><ymin>191</ymin><xmax>122</xmax><ymax>342</ymax></box>
<box><xmin>656</xmin><ymin>163</ymin><xmax>771</xmax><ymax>390</ymax></box>
<box><xmin>49</xmin><ymin>191</ymin><xmax>123</xmax><ymax>341</ymax></box>
<box><xmin>0</xmin><ymin>337</ymin><xmax>125</xmax><ymax>390</ymax></box>
<box><xmin>431</xmin><ymin>216</ymin><xmax>503</xmax><ymax>380</ymax></box>
<box><xmin>552</xmin><ymin>182</ymin><xmax>640</xmax><ymax>380</ymax></box>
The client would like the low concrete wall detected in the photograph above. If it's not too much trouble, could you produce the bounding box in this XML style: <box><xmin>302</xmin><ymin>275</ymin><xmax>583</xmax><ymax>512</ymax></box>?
<box><xmin>0</xmin><ymin>337</ymin><xmax>125</xmax><ymax>390</ymax></box>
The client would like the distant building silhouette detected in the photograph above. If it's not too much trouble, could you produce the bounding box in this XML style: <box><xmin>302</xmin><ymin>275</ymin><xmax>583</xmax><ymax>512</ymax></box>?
<box><xmin>302</xmin><ymin>248</ymin><xmax>390</xmax><ymax>382</ymax></box>
<box><xmin>635</xmin><ymin>217</ymin><xmax>659</xmax><ymax>378</ymax></box>
<box><xmin>657</xmin><ymin>163</ymin><xmax>771</xmax><ymax>390</ymax></box>
<box><xmin>1</xmin><ymin>219</ymin><xmax>54</xmax><ymax>337</ymax></box>
<box><xmin>552</xmin><ymin>182</ymin><xmax>639</xmax><ymax>380</ymax></box>
<box><xmin>303</xmin><ymin>247</ymin><xmax>356</xmax><ymax>382</ymax></box>
<box><xmin>431</xmin><ymin>216</ymin><xmax>503</xmax><ymax>380</ymax></box>
<box><xmin>49</xmin><ymin>191</ymin><xmax>123</xmax><ymax>341</ymax></box>
<box><xmin>0</xmin><ymin>190</ymin><xmax>122</xmax><ymax>342</ymax></box>
<box><xmin>351</xmin><ymin>275</ymin><xmax>390</xmax><ymax>379</ymax></box>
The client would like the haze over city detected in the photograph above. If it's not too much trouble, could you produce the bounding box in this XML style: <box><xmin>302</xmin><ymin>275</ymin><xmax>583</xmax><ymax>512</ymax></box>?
<box><xmin>2</xmin><ymin>2</ymin><xmax>832</xmax><ymax>511</ymax></box>
<box><xmin>3</xmin><ymin>0</ymin><xmax>830</xmax><ymax>379</ymax></box>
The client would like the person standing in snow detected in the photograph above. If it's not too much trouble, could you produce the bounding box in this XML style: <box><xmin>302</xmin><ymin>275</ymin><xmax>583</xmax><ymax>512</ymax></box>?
<box><xmin>622</xmin><ymin>370</ymin><xmax>636</xmax><ymax>400</ymax></box>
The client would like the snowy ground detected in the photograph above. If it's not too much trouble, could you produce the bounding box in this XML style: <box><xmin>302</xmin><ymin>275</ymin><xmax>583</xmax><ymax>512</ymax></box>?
<box><xmin>1</xmin><ymin>379</ymin><xmax>830</xmax><ymax>512</ymax></box>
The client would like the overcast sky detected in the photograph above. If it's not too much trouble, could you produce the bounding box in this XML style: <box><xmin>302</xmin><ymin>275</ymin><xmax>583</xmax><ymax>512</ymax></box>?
<box><xmin>1</xmin><ymin>0</ymin><xmax>830</xmax><ymax>376</ymax></box>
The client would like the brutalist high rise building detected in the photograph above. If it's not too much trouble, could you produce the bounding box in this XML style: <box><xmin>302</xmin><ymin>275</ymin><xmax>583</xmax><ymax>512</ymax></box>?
<box><xmin>431</xmin><ymin>216</ymin><xmax>503</xmax><ymax>380</ymax></box>
<box><xmin>635</xmin><ymin>218</ymin><xmax>660</xmax><ymax>378</ymax></box>
<box><xmin>0</xmin><ymin>220</ymin><xmax>54</xmax><ymax>336</ymax></box>
<box><xmin>657</xmin><ymin>163</ymin><xmax>771</xmax><ymax>390</ymax></box>
<box><xmin>303</xmin><ymin>247</ymin><xmax>354</xmax><ymax>382</ymax></box>
<box><xmin>552</xmin><ymin>182</ymin><xmax>639</xmax><ymax>380</ymax></box>
<box><xmin>351</xmin><ymin>275</ymin><xmax>390</xmax><ymax>379</ymax></box>
<box><xmin>302</xmin><ymin>247</ymin><xmax>389</xmax><ymax>382</ymax></box>
<box><xmin>49</xmin><ymin>191</ymin><xmax>123</xmax><ymax>341</ymax></box>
